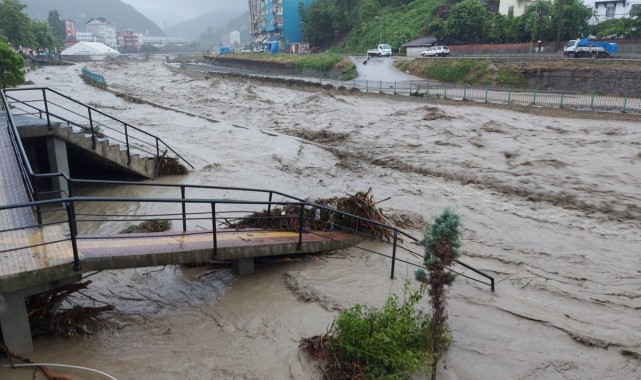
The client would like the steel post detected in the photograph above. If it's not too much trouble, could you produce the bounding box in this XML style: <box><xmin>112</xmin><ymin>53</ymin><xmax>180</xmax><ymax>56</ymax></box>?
<box><xmin>181</xmin><ymin>186</ymin><xmax>187</xmax><ymax>232</ymax></box>
<box><xmin>88</xmin><ymin>108</ymin><xmax>96</xmax><ymax>150</ymax></box>
<box><xmin>42</xmin><ymin>89</ymin><xmax>51</xmax><ymax>130</ymax></box>
<box><xmin>297</xmin><ymin>204</ymin><xmax>304</xmax><ymax>250</ymax></box>
<box><xmin>390</xmin><ymin>229</ymin><xmax>398</xmax><ymax>279</ymax></box>
<box><xmin>211</xmin><ymin>202</ymin><xmax>217</xmax><ymax>256</ymax></box>
<box><xmin>65</xmin><ymin>201</ymin><xmax>81</xmax><ymax>271</ymax></box>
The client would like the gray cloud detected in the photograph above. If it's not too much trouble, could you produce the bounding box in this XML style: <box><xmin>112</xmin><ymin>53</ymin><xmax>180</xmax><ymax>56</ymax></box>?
<box><xmin>121</xmin><ymin>0</ymin><xmax>246</xmax><ymax>26</ymax></box>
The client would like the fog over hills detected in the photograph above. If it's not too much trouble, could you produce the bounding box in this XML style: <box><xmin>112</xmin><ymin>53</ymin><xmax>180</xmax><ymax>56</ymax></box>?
<box><xmin>121</xmin><ymin>0</ymin><xmax>246</xmax><ymax>29</ymax></box>
<box><xmin>20</xmin><ymin>0</ymin><xmax>164</xmax><ymax>35</ymax></box>
<box><xmin>170</xmin><ymin>8</ymin><xmax>248</xmax><ymax>42</ymax></box>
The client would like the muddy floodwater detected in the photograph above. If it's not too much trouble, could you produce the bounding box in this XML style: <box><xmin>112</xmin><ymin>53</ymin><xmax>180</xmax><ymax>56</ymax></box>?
<box><xmin>2</xmin><ymin>56</ymin><xmax>640</xmax><ymax>379</ymax></box>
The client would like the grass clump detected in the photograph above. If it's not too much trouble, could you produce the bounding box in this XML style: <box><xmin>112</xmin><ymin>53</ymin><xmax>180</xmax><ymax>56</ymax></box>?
<box><xmin>395</xmin><ymin>58</ymin><xmax>528</xmax><ymax>88</ymax></box>
<box><xmin>301</xmin><ymin>283</ymin><xmax>448</xmax><ymax>379</ymax></box>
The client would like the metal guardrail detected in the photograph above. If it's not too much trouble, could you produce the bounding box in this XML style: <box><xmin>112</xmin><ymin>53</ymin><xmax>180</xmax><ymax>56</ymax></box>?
<box><xmin>180</xmin><ymin>62</ymin><xmax>641</xmax><ymax>114</ymax></box>
<box><xmin>1</xmin><ymin>87</ymin><xmax>193</xmax><ymax>171</ymax></box>
<box><xmin>0</xmin><ymin>174</ymin><xmax>495</xmax><ymax>291</ymax></box>
<box><xmin>1</xmin><ymin>91</ymin><xmax>37</xmax><ymax>202</ymax></box>
<box><xmin>80</xmin><ymin>68</ymin><xmax>107</xmax><ymax>87</ymax></box>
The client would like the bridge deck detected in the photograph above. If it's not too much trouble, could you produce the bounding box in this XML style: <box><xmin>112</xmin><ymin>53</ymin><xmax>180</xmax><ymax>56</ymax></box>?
<box><xmin>0</xmin><ymin>118</ymin><xmax>36</xmax><ymax>231</ymax></box>
<box><xmin>0</xmin><ymin>225</ymin><xmax>359</xmax><ymax>293</ymax></box>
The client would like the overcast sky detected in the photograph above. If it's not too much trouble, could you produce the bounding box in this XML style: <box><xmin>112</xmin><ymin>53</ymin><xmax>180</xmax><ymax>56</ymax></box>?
<box><xmin>121</xmin><ymin>0</ymin><xmax>247</xmax><ymax>26</ymax></box>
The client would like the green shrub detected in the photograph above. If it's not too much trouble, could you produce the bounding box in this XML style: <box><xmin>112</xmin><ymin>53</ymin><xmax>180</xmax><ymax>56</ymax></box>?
<box><xmin>330</xmin><ymin>283</ymin><xmax>443</xmax><ymax>379</ymax></box>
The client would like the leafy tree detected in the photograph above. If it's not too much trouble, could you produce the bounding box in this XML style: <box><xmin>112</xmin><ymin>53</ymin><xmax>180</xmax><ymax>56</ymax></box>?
<box><xmin>523</xmin><ymin>0</ymin><xmax>553</xmax><ymax>42</ymax></box>
<box><xmin>47</xmin><ymin>10</ymin><xmax>65</xmax><ymax>47</ymax></box>
<box><xmin>31</xmin><ymin>20</ymin><xmax>56</xmax><ymax>49</ymax></box>
<box><xmin>140</xmin><ymin>43</ymin><xmax>159</xmax><ymax>53</ymax></box>
<box><xmin>590</xmin><ymin>18</ymin><xmax>630</xmax><ymax>38</ymax></box>
<box><xmin>415</xmin><ymin>207</ymin><xmax>462</xmax><ymax>380</ymax></box>
<box><xmin>426</xmin><ymin>18</ymin><xmax>446</xmax><ymax>41</ymax></box>
<box><xmin>0</xmin><ymin>0</ymin><xmax>35</xmax><ymax>48</ymax></box>
<box><xmin>630</xmin><ymin>6</ymin><xmax>641</xmax><ymax>37</ymax></box>
<box><xmin>551</xmin><ymin>0</ymin><xmax>593</xmax><ymax>41</ymax></box>
<box><xmin>0</xmin><ymin>41</ymin><xmax>24</xmax><ymax>88</ymax></box>
<box><xmin>301</xmin><ymin>0</ymin><xmax>336</xmax><ymax>48</ymax></box>
<box><xmin>446</xmin><ymin>0</ymin><xmax>489</xmax><ymax>43</ymax></box>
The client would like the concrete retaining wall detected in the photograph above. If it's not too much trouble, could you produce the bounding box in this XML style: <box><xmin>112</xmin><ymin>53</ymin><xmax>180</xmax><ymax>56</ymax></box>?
<box><xmin>201</xmin><ymin>55</ymin><xmax>349</xmax><ymax>79</ymax></box>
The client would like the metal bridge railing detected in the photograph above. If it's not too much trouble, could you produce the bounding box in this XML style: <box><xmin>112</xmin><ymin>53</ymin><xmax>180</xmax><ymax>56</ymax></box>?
<box><xmin>180</xmin><ymin>62</ymin><xmax>641</xmax><ymax>114</ymax></box>
<box><xmin>1</xmin><ymin>87</ymin><xmax>193</xmax><ymax>171</ymax></box>
<box><xmin>0</xmin><ymin>175</ymin><xmax>495</xmax><ymax>292</ymax></box>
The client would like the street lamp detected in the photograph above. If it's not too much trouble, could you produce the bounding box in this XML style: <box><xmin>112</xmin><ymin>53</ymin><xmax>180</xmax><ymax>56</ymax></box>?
<box><xmin>300</xmin><ymin>21</ymin><xmax>307</xmax><ymax>43</ymax></box>
<box><xmin>375</xmin><ymin>16</ymin><xmax>385</xmax><ymax>44</ymax></box>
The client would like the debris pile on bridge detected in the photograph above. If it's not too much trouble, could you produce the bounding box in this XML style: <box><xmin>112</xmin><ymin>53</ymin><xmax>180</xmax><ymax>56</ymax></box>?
<box><xmin>222</xmin><ymin>188</ymin><xmax>397</xmax><ymax>240</ymax></box>
<box><xmin>26</xmin><ymin>281</ymin><xmax>114</xmax><ymax>338</ymax></box>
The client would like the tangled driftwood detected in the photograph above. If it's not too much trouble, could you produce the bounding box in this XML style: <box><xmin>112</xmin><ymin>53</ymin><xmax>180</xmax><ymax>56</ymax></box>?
<box><xmin>222</xmin><ymin>188</ymin><xmax>397</xmax><ymax>241</ymax></box>
<box><xmin>26</xmin><ymin>280</ymin><xmax>114</xmax><ymax>338</ymax></box>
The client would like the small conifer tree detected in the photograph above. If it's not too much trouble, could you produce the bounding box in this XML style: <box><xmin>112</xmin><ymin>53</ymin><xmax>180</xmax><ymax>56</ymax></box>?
<box><xmin>415</xmin><ymin>206</ymin><xmax>461</xmax><ymax>380</ymax></box>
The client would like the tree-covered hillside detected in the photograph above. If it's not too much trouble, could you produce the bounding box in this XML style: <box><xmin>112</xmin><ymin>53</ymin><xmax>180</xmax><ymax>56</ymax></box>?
<box><xmin>300</xmin><ymin>0</ymin><xmax>604</xmax><ymax>53</ymax></box>
<box><xmin>301</xmin><ymin>0</ymin><xmax>443</xmax><ymax>52</ymax></box>
<box><xmin>20</xmin><ymin>0</ymin><xmax>163</xmax><ymax>35</ymax></box>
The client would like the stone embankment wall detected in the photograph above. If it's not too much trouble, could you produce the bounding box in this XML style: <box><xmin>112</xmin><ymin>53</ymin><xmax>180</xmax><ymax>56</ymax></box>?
<box><xmin>451</xmin><ymin>38</ymin><xmax>641</xmax><ymax>55</ymax></box>
<box><xmin>201</xmin><ymin>56</ymin><xmax>347</xmax><ymax>79</ymax></box>
<box><xmin>522</xmin><ymin>67</ymin><xmax>641</xmax><ymax>96</ymax></box>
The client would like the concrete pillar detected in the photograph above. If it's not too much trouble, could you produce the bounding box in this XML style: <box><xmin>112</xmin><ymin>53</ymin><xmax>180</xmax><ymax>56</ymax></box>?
<box><xmin>231</xmin><ymin>257</ymin><xmax>254</xmax><ymax>276</ymax></box>
<box><xmin>46</xmin><ymin>136</ymin><xmax>70</xmax><ymax>197</ymax></box>
<box><xmin>0</xmin><ymin>293</ymin><xmax>34</xmax><ymax>353</ymax></box>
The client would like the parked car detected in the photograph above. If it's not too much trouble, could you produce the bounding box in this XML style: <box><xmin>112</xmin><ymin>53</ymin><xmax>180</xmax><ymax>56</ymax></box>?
<box><xmin>420</xmin><ymin>46</ymin><xmax>450</xmax><ymax>57</ymax></box>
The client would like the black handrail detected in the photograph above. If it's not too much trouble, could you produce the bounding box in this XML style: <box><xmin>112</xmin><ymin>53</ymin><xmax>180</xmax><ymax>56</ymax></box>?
<box><xmin>2</xmin><ymin>87</ymin><xmax>193</xmax><ymax>169</ymax></box>
<box><xmin>2</xmin><ymin>173</ymin><xmax>496</xmax><ymax>291</ymax></box>
<box><xmin>1</xmin><ymin>91</ymin><xmax>36</xmax><ymax>200</ymax></box>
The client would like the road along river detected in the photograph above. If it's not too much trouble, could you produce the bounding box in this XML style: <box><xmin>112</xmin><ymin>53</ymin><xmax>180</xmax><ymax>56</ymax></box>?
<box><xmin>1</xmin><ymin>56</ymin><xmax>639</xmax><ymax>379</ymax></box>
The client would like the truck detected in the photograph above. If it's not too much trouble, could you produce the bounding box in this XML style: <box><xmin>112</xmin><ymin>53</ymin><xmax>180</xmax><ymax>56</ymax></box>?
<box><xmin>367</xmin><ymin>44</ymin><xmax>392</xmax><ymax>57</ymax></box>
<box><xmin>563</xmin><ymin>38</ymin><xmax>618</xmax><ymax>58</ymax></box>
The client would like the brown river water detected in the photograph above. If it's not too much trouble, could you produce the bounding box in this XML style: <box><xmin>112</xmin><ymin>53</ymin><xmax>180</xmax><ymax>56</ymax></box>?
<box><xmin>1</xmin><ymin>56</ymin><xmax>640</xmax><ymax>379</ymax></box>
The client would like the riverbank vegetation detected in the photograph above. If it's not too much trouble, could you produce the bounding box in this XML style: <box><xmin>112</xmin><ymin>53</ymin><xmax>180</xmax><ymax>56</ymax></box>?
<box><xmin>206</xmin><ymin>53</ymin><xmax>357</xmax><ymax>80</ymax></box>
<box><xmin>395</xmin><ymin>58</ymin><xmax>528</xmax><ymax>88</ymax></box>
<box><xmin>300</xmin><ymin>283</ymin><xmax>446</xmax><ymax>379</ymax></box>
<box><xmin>301</xmin><ymin>208</ymin><xmax>463</xmax><ymax>379</ymax></box>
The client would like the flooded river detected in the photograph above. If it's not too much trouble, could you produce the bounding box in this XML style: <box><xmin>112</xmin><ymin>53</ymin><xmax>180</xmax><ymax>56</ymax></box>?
<box><xmin>1</xmin><ymin>56</ymin><xmax>640</xmax><ymax>379</ymax></box>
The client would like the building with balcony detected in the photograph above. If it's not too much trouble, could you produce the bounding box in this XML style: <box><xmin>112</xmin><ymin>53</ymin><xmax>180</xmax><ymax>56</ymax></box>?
<box><xmin>118</xmin><ymin>30</ymin><xmax>141</xmax><ymax>53</ymax></box>
<box><xmin>584</xmin><ymin>0</ymin><xmax>641</xmax><ymax>23</ymax></box>
<box><xmin>498</xmin><ymin>0</ymin><xmax>536</xmax><ymax>17</ymax></box>
<box><xmin>85</xmin><ymin>17</ymin><xmax>117</xmax><ymax>49</ymax></box>
<box><xmin>63</xmin><ymin>20</ymin><xmax>77</xmax><ymax>47</ymax></box>
<box><xmin>76</xmin><ymin>31</ymin><xmax>97</xmax><ymax>43</ymax></box>
<box><xmin>248</xmin><ymin>0</ymin><xmax>314</xmax><ymax>52</ymax></box>
<box><xmin>499</xmin><ymin>0</ymin><xmax>640</xmax><ymax>23</ymax></box>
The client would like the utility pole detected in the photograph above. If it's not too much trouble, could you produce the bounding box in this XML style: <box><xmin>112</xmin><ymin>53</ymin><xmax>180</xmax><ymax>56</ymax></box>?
<box><xmin>375</xmin><ymin>16</ymin><xmax>384</xmax><ymax>44</ymax></box>
<box><xmin>555</xmin><ymin>0</ymin><xmax>566</xmax><ymax>52</ymax></box>
<box><xmin>164</xmin><ymin>21</ymin><xmax>169</xmax><ymax>45</ymax></box>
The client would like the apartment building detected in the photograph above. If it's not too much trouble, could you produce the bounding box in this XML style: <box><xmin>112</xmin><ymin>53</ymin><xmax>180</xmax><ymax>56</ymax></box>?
<box><xmin>248</xmin><ymin>0</ymin><xmax>314</xmax><ymax>52</ymax></box>
<box><xmin>85</xmin><ymin>17</ymin><xmax>117</xmax><ymax>48</ymax></box>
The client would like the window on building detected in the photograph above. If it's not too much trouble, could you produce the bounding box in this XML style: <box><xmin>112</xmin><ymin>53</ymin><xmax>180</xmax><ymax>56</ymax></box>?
<box><xmin>605</xmin><ymin>4</ymin><xmax>616</xmax><ymax>18</ymax></box>
<box><xmin>508</xmin><ymin>5</ymin><xmax>514</xmax><ymax>17</ymax></box>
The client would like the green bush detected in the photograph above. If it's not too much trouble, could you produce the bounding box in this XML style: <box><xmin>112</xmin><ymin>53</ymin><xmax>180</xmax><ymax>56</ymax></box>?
<box><xmin>330</xmin><ymin>283</ymin><xmax>442</xmax><ymax>379</ymax></box>
<box><xmin>294</xmin><ymin>54</ymin><xmax>344</xmax><ymax>73</ymax></box>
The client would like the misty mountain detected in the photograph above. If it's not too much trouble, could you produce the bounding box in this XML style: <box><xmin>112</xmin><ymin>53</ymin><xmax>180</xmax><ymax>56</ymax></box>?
<box><xmin>171</xmin><ymin>8</ymin><xmax>247</xmax><ymax>42</ymax></box>
<box><xmin>20</xmin><ymin>0</ymin><xmax>163</xmax><ymax>35</ymax></box>
<box><xmin>198</xmin><ymin>12</ymin><xmax>251</xmax><ymax>50</ymax></box>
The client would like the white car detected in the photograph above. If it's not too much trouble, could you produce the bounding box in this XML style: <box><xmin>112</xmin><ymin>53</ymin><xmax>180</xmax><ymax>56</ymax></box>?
<box><xmin>420</xmin><ymin>46</ymin><xmax>450</xmax><ymax>57</ymax></box>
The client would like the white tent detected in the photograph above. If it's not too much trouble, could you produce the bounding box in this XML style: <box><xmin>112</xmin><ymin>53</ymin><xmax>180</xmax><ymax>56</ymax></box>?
<box><xmin>61</xmin><ymin>42</ymin><xmax>120</xmax><ymax>61</ymax></box>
